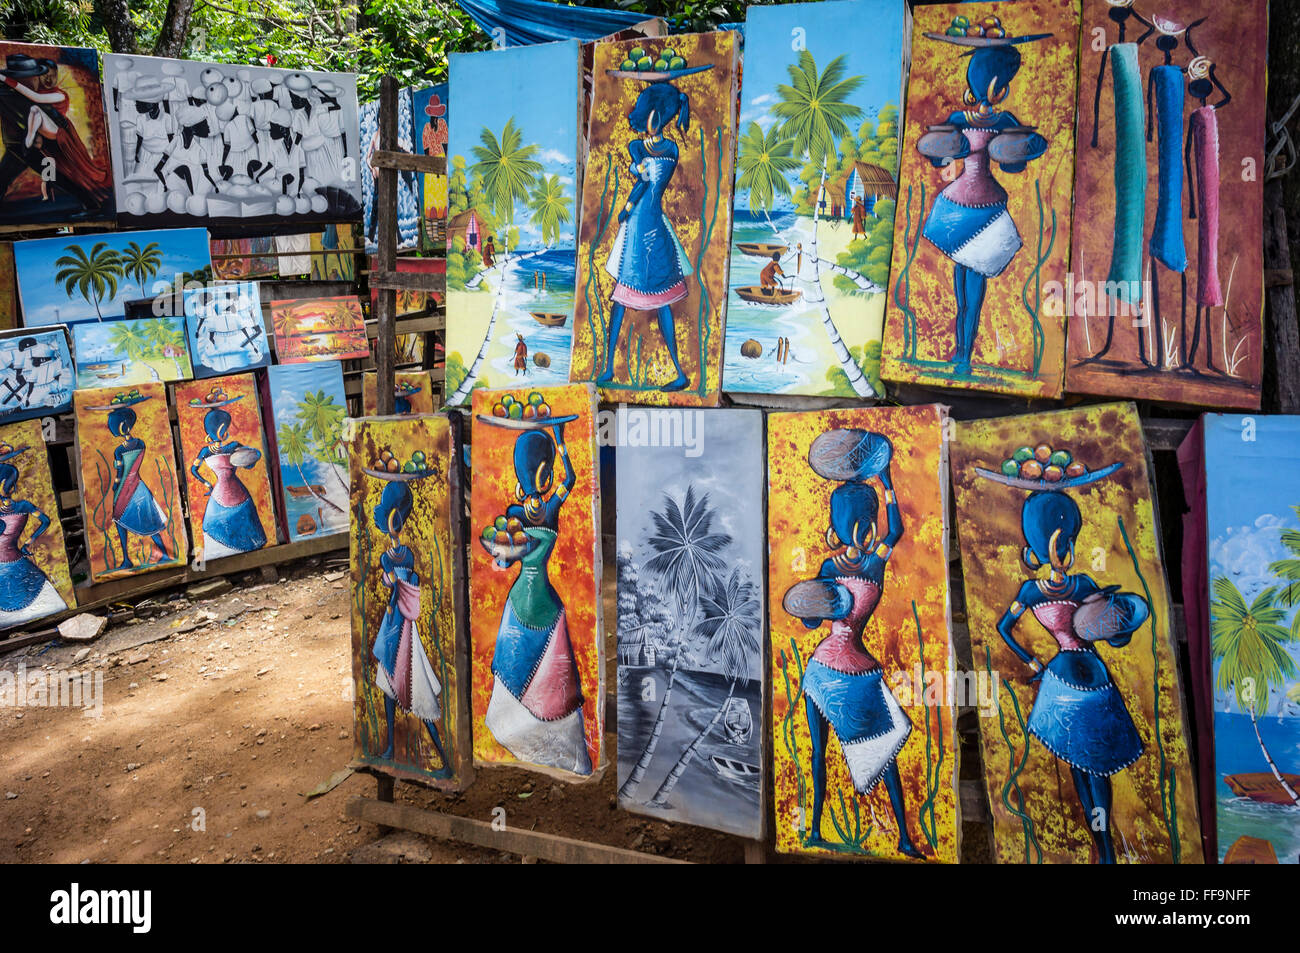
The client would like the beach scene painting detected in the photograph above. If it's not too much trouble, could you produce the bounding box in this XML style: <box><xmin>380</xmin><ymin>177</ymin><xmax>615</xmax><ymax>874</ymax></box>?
<box><xmin>270</xmin><ymin>295</ymin><xmax>369</xmax><ymax>364</ymax></box>
<box><xmin>13</xmin><ymin>227</ymin><xmax>211</xmax><ymax>326</ymax></box>
<box><xmin>0</xmin><ymin>418</ymin><xmax>76</xmax><ymax>630</ymax></box>
<box><xmin>723</xmin><ymin>0</ymin><xmax>907</xmax><ymax>399</ymax></box>
<box><xmin>350</xmin><ymin>413</ymin><xmax>470</xmax><ymax>786</ymax></box>
<box><xmin>182</xmin><ymin>280</ymin><xmax>271</xmax><ymax>378</ymax></box>
<box><xmin>616</xmin><ymin>407</ymin><xmax>766</xmax><ymax>837</ymax></box>
<box><xmin>72</xmin><ymin>382</ymin><xmax>187</xmax><ymax>583</ymax></box>
<box><xmin>72</xmin><ymin>316</ymin><xmax>192</xmax><ymax>388</ymax></box>
<box><xmin>264</xmin><ymin>361</ymin><xmax>350</xmax><ymax>543</ymax></box>
<box><xmin>0</xmin><ymin>328</ymin><xmax>74</xmax><ymax>424</ymax></box>
<box><xmin>444</xmin><ymin>42</ymin><xmax>579</xmax><ymax>406</ymax></box>
<box><xmin>1202</xmin><ymin>414</ymin><xmax>1300</xmax><ymax>864</ymax></box>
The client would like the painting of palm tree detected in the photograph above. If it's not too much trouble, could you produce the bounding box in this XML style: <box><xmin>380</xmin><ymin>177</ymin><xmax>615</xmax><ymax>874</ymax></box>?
<box><xmin>143</xmin><ymin>319</ymin><xmax>192</xmax><ymax>378</ymax></box>
<box><xmin>1269</xmin><ymin>504</ymin><xmax>1300</xmax><ymax>614</ymax></box>
<box><xmin>1210</xmin><ymin>576</ymin><xmax>1300</xmax><ymax>806</ymax></box>
<box><xmin>54</xmin><ymin>242</ymin><xmax>122</xmax><ymax>321</ymax></box>
<box><xmin>295</xmin><ymin>389</ymin><xmax>349</xmax><ymax>497</ymax></box>
<box><xmin>276</xmin><ymin>421</ymin><xmax>343</xmax><ymax>516</ymax></box>
<box><xmin>736</xmin><ymin>121</ymin><xmax>799</xmax><ymax>230</ymax></box>
<box><xmin>117</xmin><ymin>241</ymin><xmax>164</xmax><ymax>301</ymax></box>
<box><xmin>472</xmin><ymin>118</ymin><xmax>543</xmax><ymax>241</ymax></box>
<box><xmin>527</xmin><ymin>174</ymin><xmax>573</xmax><ymax>248</ymax></box>
<box><xmin>106</xmin><ymin>321</ymin><xmax>153</xmax><ymax>371</ymax></box>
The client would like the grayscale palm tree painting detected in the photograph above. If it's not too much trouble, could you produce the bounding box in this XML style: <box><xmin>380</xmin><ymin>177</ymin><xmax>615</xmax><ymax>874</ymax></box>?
<box><xmin>615</xmin><ymin>406</ymin><xmax>765</xmax><ymax>838</ymax></box>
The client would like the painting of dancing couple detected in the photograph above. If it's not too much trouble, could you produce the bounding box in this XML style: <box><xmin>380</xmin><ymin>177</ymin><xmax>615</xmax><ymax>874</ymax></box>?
<box><xmin>768</xmin><ymin>404</ymin><xmax>958</xmax><ymax>860</ymax></box>
<box><xmin>950</xmin><ymin>403</ymin><xmax>1201</xmax><ymax>863</ymax></box>
<box><xmin>444</xmin><ymin>41</ymin><xmax>579</xmax><ymax>405</ymax></box>
<box><xmin>469</xmin><ymin>383</ymin><xmax>603</xmax><ymax>779</ymax></box>
<box><xmin>725</xmin><ymin>0</ymin><xmax>908</xmax><ymax>400</ymax></box>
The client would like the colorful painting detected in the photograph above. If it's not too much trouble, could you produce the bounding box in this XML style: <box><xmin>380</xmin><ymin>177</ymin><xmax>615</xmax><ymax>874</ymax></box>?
<box><xmin>362</xmin><ymin>370</ymin><xmax>435</xmax><ymax>416</ymax></box>
<box><xmin>0</xmin><ymin>43</ymin><xmax>114</xmax><ymax>227</ymax></box>
<box><xmin>264</xmin><ymin>361</ymin><xmax>350</xmax><ymax>543</ymax></box>
<box><xmin>101</xmin><ymin>54</ymin><xmax>363</xmax><ymax>230</ymax></box>
<box><xmin>72</xmin><ymin>382</ymin><xmax>186</xmax><ymax>582</ymax></box>
<box><xmin>175</xmin><ymin>374</ymin><xmax>275</xmax><ymax>563</ymax></box>
<box><xmin>72</xmin><ymin>316</ymin><xmax>192</xmax><ymax>388</ymax></box>
<box><xmin>723</xmin><ymin>0</ymin><xmax>906</xmax><ymax>399</ymax></box>
<box><xmin>882</xmin><ymin>0</ymin><xmax>1078</xmax><ymax>399</ymax></box>
<box><xmin>950</xmin><ymin>403</ymin><xmax>1201</xmax><ymax>863</ymax></box>
<box><xmin>369</xmin><ymin>256</ymin><xmax>446</xmax><ymax>314</ymax></box>
<box><xmin>570</xmin><ymin>32</ymin><xmax>737</xmax><ymax>407</ymax></box>
<box><xmin>769</xmin><ymin>404</ymin><xmax>958</xmax><ymax>861</ymax></box>
<box><xmin>1201</xmin><ymin>414</ymin><xmax>1300</xmax><ymax>864</ymax></box>
<box><xmin>443</xmin><ymin>42</ymin><xmax>579</xmax><ymax>406</ymax></box>
<box><xmin>469</xmin><ymin>383</ymin><xmax>603</xmax><ymax>777</ymax></box>
<box><xmin>210</xmin><ymin>235</ymin><xmax>277</xmax><ymax>280</ymax></box>
<box><xmin>0</xmin><ymin>418</ymin><xmax>75</xmax><ymax>629</ymax></box>
<box><xmin>1066</xmin><ymin>1</ymin><xmax>1267</xmax><ymax>408</ymax></box>
<box><xmin>350</xmin><ymin>413</ymin><xmax>469</xmax><ymax>786</ymax></box>
<box><xmin>616</xmin><ymin>407</ymin><xmax>766</xmax><ymax>837</ymax></box>
<box><xmin>0</xmin><ymin>328</ymin><xmax>73</xmax><ymax>423</ymax></box>
<box><xmin>360</xmin><ymin>90</ymin><xmax>420</xmax><ymax>254</ymax></box>
<box><xmin>411</xmin><ymin>83</ymin><xmax>449</xmax><ymax>249</ymax></box>
<box><xmin>13</xmin><ymin>227</ymin><xmax>211</xmax><ymax>327</ymax></box>
<box><xmin>270</xmin><ymin>295</ymin><xmax>368</xmax><ymax>363</ymax></box>
<box><xmin>310</xmin><ymin>223</ymin><xmax>356</xmax><ymax>281</ymax></box>
<box><xmin>182</xmin><ymin>281</ymin><xmax>270</xmax><ymax>378</ymax></box>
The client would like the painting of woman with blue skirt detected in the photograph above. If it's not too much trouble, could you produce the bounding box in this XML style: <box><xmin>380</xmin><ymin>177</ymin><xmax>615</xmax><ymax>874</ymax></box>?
<box><xmin>186</xmin><ymin>386</ymin><xmax>268</xmax><ymax>560</ymax></box>
<box><xmin>102</xmin><ymin>391</ymin><xmax>172</xmax><ymax>571</ymax></box>
<box><xmin>0</xmin><ymin>441</ymin><xmax>67</xmax><ymax>627</ymax></box>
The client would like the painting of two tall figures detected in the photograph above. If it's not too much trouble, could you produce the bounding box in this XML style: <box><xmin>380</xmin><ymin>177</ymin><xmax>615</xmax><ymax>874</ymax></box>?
<box><xmin>1066</xmin><ymin>0</ymin><xmax>1268</xmax><ymax>408</ymax></box>
<box><xmin>571</xmin><ymin>32</ymin><xmax>738</xmax><ymax>406</ymax></box>
<box><xmin>768</xmin><ymin>404</ymin><xmax>958</xmax><ymax>860</ymax></box>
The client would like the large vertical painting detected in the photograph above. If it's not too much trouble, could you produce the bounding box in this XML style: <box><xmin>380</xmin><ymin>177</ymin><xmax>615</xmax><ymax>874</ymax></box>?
<box><xmin>570</xmin><ymin>32</ymin><xmax>737</xmax><ymax>407</ymax></box>
<box><xmin>469</xmin><ymin>383</ymin><xmax>603</xmax><ymax>778</ymax></box>
<box><xmin>350</xmin><ymin>413</ymin><xmax>469</xmax><ymax>786</ymax></box>
<box><xmin>768</xmin><ymin>404</ymin><xmax>958</xmax><ymax>861</ymax></box>
<box><xmin>13</xmin><ymin>227</ymin><xmax>211</xmax><ymax>326</ymax></box>
<box><xmin>950</xmin><ymin>403</ymin><xmax>1202</xmax><ymax>863</ymax></box>
<box><xmin>264</xmin><ymin>361</ymin><xmax>350</xmax><ymax>543</ymax></box>
<box><xmin>411</xmin><ymin>83</ymin><xmax>449</xmax><ymax>250</ymax></box>
<box><xmin>0</xmin><ymin>328</ymin><xmax>74</xmax><ymax>423</ymax></box>
<box><xmin>1202</xmin><ymin>414</ymin><xmax>1300</xmax><ymax>864</ymax></box>
<box><xmin>0</xmin><ymin>43</ymin><xmax>115</xmax><ymax>227</ymax></box>
<box><xmin>0</xmin><ymin>419</ymin><xmax>75</xmax><ymax>629</ymax></box>
<box><xmin>101</xmin><ymin>54</ymin><xmax>363</xmax><ymax>230</ymax></box>
<box><xmin>73</xmin><ymin>382</ymin><xmax>187</xmax><ymax>582</ymax></box>
<box><xmin>270</xmin><ymin>295</ymin><xmax>369</xmax><ymax>363</ymax></box>
<box><xmin>182</xmin><ymin>281</ymin><xmax>271</xmax><ymax>378</ymax></box>
<box><xmin>723</xmin><ymin>0</ymin><xmax>907</xmax><ymax>399</ymax></box>
<box><xmin>443</xmin><ymin>42</ymin><xmax>579</xmax><ymax>406</ymax></box>
<box><xmin>72</xmin><ymin>316</ymin><xmax>192</xmax><ymax>388</ymax></box>
<box><xmin>360</xmin><ymin>90</ymin><xmax>419</xmax><ymax>254</ymax></box>
<box><xmin>176</xmin><ymin>374</ymin><xmax>276</xmax><ymax>563</ymax></box>
<box><xmin>883</xmin><ymin>0</ymin><xmax>1078</xmax><ymax>399</ymax></box>
<box><xmin>1066</xmin><ymin>1</ymin><xmax>1267</xmax><ymax>409</ymax></box>
<box><xmin>616</xmin><ymin>407</ymin><xmax>766</xmax><ymax>837</ymax></box>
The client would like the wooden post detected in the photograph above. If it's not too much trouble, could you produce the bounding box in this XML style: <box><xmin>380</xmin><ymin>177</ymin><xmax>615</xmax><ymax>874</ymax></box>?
<box><xmin>374</xmin><ymin>75</ymin><xmax>398</xmax><ymax>417</ymax></box>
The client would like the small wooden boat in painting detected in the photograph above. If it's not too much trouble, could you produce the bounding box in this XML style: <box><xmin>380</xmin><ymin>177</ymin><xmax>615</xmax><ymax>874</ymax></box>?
<box><xmin>736</xmin><ymin>242</ymin><xmax>788</xmax><ymax>258</ymax></box>
<box><xmin>286</xmin><ymin>484</ymin><xmax>327</xmax><ymax>499</ymax></box>
<box><xmin>735</xmin><ymin>285</ymin><xmax>801</xmax><ymax>306</ymax></box>
<box><xmin>530</xmin><ymin>312</ymin><xmax>568</xmax><ymax>327</ymax></box>
<box><xmin>1224</xmin><ymin>771</ymin><xmax>1300</xmax><ymax>805</ymax></box>
<box><xmin>710</xmin><ymin>755</ymin><xmax>760</xmax><ymax>785</ymax></box>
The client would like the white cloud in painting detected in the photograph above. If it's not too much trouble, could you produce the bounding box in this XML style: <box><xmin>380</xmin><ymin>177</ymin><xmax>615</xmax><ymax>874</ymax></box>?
<box><xmin>538</xmin><ymin>148</ymin><xmax>573</xmax><ymax>168</ymax></box>
<box><xmin>1209</xmin><ymin>513</ymin><xmax>1293</xmax><ymax>602</ymax></box>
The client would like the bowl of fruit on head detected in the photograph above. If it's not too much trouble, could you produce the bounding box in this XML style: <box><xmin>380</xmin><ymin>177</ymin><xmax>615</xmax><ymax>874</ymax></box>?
<box><xmin>976</xmin><ymin>443</ymin><xmax>1124</xmax><ymax>491</ymax></box>
<box><xmin>478</xmin><ymin>392</ymin><xmax>578</xmax><ymax>430</ymax></box>
<box><xmin>363</xmin><ymin>447</ymin><xmax>437</xmax><ymax>482</ymax></box>
<box><xmin>480</xmin><ymin>514</ymin><xmax>531</xmax><ymax>566</ymax></box>
<box><xmin>612</xmin><ymin>45</ymin><xmax>709</xmax><ymax>79</ymax></box>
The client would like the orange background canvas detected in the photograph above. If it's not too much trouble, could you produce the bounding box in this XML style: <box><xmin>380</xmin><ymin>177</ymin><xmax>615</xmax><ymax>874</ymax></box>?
<box><xmin>884</xmin><ymin>0</ymin><xmax>1079</xmax><ymax>399</ymax></box>
<box><xmin>469</xmin><ymin>383</ymin><xmax>603</xmax><ymax>774</ymax></box>
<box><xmin>174</xmin><ymin>374</ymin><xmax>278</xmax><ymax>562</ymax></box>
<box><xmin>949</xmin><ymin>403</ymin><xmax>1201</xmax><ymax>863</ymax></box>
<box><xmin>768</xmin><ymin>403</ymin><xmax>958</xmax><ymax>861</ymax></box>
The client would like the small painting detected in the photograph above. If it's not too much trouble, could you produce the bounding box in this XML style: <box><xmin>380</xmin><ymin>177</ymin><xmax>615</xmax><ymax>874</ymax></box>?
<box><xmin>270</xmin><ymin>295</ymin><xmax>369</xmax><ymax>363</ymax></box>
<box><xmin>361</xmin><ymin>370</ymin><xmax>435</xmax><ymax>416</ymax></box>
<box><xmin>0</xmin><ymin>327</ymin><xmax>74</xmax><ymax>423</ymax></box>
<box><xmin>411</xmin><ymin>83</ymin><xmax>449</xmax><ymax>249</ymax></box>
<box><xmin>310</xmin><ymin>223</ymin><xmax>356</xmax><ymax>281</ymax></box>
<box><xmin>264</xmin><ymin>361</ymin><xmax>350</xmax><ymax>542</ymax></box>
<box><xmin>210</xmin><ymin>235</ymin><xmax>277</xmax><ymax>280</ymax></box>
<box><xmin>182</xmin><ymin>280</ymin><xmax>271</xmax><ymax>378</ymax></box>
<box><xmin>72</xmin><ymin>316</ymin><xmax>192</xmax><ymax>388</ymax></box>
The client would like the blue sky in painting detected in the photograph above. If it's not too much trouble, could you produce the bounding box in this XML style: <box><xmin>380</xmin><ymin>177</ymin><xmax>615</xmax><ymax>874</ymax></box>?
<box><xmin>736</xmin><ymin>0</ymin><xmax>906</xmax><ymax>213</ymax></box>
<box><xmin>267</xmin><ymin>361</ymin><xmax>347</xmax><ymax>433</ymax></box>
<box><xmin>14</xmin><ymin>228</ymin><xmax>212</xmax><ymax>326</ymax></box>
<box><xmin>448</xmin><ymin>41</ymin><xmax>578</xmax><ymax>250</ymax></box>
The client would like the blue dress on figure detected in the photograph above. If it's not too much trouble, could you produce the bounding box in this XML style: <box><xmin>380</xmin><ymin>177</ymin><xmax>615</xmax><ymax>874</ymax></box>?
<box><xmin>192</xmin><ymin>442</ymin><xmax>267</xmax><ymax>559</ymax></box>
<box><xmin>0</xmin><ymin>499</ymin><xmax>66</xmax><ymax>626</ymax></box>
<box><xmin>605</xmin><ymin>138</ymin><xmax>694</xmax><ymax>310</ymax></box>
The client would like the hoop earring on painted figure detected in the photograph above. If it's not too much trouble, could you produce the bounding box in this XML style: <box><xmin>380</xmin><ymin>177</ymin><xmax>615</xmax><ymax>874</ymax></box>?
<box><xmin>1023</xmin><ymin>546</ymin><xmax>1042</xmax><ymax>571</ymax></box>
<box><xmin>825</xmin><ymin>525</ymin><xmax>840</xmax><ymax>550</ymax></box>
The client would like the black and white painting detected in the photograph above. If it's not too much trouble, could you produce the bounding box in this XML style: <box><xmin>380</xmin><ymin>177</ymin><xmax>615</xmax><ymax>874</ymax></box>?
<box><xmin>0</xmin><ymin>327</ymin><xmax>73</xmax><ymax>423</ymax></box>
<box><xmin>615</xmin><ymin>407</ymin><xmax>766</xmax><ymax>838</ymax></box>
<box><xmin>101</xmin><ymin>54</ymin><xmax>362</xmax><ymax>231</ymax></box>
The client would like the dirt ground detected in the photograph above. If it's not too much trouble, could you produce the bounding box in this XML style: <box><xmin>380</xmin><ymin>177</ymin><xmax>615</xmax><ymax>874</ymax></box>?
<box><xmin>0</xmin><ymin>558</ymin><xmax>749</xmax><ymax>864</ymax></box>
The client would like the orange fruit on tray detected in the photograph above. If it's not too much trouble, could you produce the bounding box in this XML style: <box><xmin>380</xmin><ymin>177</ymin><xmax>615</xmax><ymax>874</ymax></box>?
<box><xmin>492</xmin><ymin>404</ymin><xmax>506</xmax><ymax>417</ymax></box>
<box><xmin>1034</xmin><ymin>444</ymin><xmax>1052</xmax><ymax>463</ymax></box>
<box><xmin>1043</xmin><ymin>465</ymin><xmax>1064</xmax><ymax>483</ymax></box>
<box><xmin>1066</xmin><ymin>462</ymin><xmax>1087</xmax><ymax>478</ymax></box>
<box><xmin>1020</xmin><ymin>460</ymin><xmax>1044</xmax><ymax>479</ymax></box>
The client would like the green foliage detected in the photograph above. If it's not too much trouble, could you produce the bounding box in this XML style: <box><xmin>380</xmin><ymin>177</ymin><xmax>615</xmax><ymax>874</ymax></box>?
<box><xmin>735</xmin><ymin>121</ymin><xmax>798</xmax><ymax>216</ymax></box>
<box><xmin>527</xmin><ymin>174</ymin><xmax>573</xmax><ymax>247</ymax></box>
<box><xmin>566</xmin><ymin>0</ymin><xmax>747</xmax><ymax>35</ymax></box>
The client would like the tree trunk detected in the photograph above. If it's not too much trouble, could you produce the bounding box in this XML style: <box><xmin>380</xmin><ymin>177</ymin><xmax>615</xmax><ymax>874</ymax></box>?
<box><xmin>153</xmin><ymin>0</ymin><xmax>197</xmax><ymax>58</ymax></box>
<box><xmin>647</xmin><ymin>678</ymin><xmax>737</xmax><ymax>807</ymax></box>
<box><xmin>803</xmin><ymin>159</ymin><xmax>874</xmax><ymax>398</ymax></box>
<box><xmin>618</xmin><ymin>652</ymin><xmax>680</xmax><ymax>798</ymax></box>
<box><xmin>95</xmin><ymin>0</ymin><xmax>139</xmax><ymax>54</ymax></box>
<box><xmin>1250</xmin><ymin>707</ymin><xmax>1300</xmax><ymax>805</ymax></box>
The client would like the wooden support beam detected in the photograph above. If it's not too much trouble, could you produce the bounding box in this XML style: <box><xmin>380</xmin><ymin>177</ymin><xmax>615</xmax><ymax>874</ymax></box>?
<box><xmin>345</xmin><ymin>796</ymin><xmax>689</xmax><ymax>864</ymax></box>
<box><xmin>374</xmin><ymin>76</ymin><xmax>399</xmax><ymax>418</ymax></box>
<box><xmin>370</xmin><ymin>150</ymin><xmax>446</xmax><ymax>175</ymax></box>
<box><xmin>369</xmin><ymin>270</ymin><xmax>447</xmax><ymax>293</ymax></box>
<box><xmin>1264</xmin><ymin>177</ymin><xmax>1300</xmax><ymax>413</ymax></box>
<box><xmin>365</xmin><ymin>314</ymin><xmax>446</xmax><ymax>338</ymax></box>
